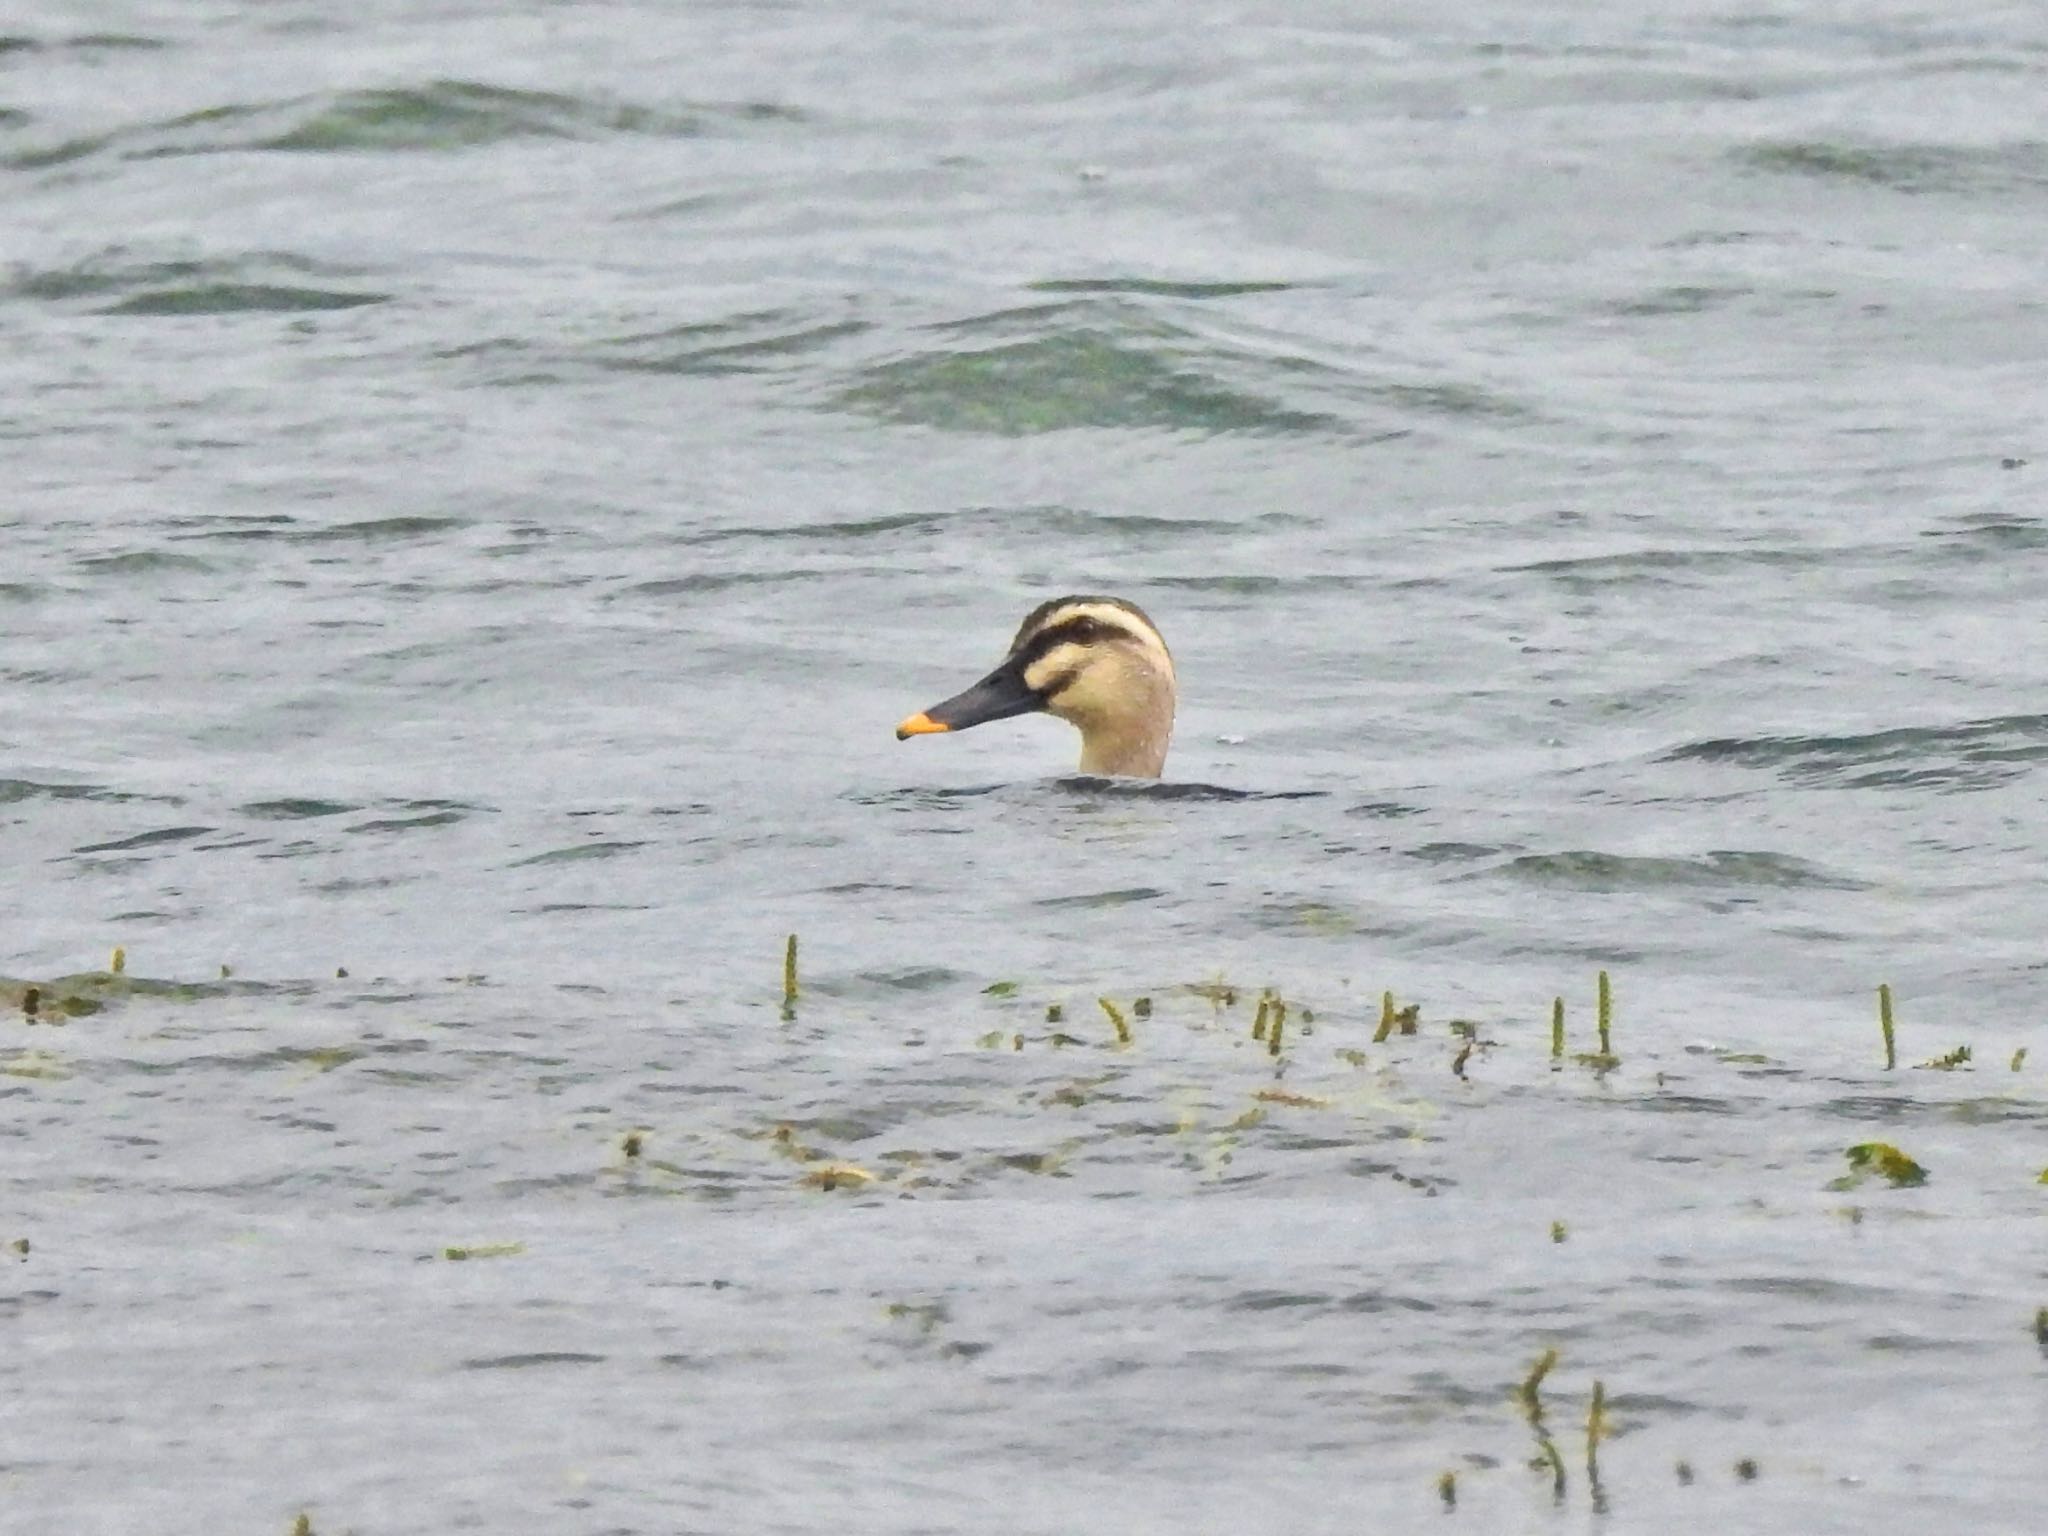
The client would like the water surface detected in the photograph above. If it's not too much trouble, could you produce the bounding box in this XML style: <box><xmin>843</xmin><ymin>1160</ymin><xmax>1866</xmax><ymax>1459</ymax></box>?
<box><xmin>5</xmin><ymin>3</ymin><xmax>2047</xmax><ymax>1531</ymax></box>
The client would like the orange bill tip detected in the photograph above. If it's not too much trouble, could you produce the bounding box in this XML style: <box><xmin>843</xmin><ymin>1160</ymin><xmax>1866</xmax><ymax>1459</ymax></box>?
<box><xmin>895</xmin><ymin>712</ymin><xmax>951</xmax><ymax>739</ymax></box>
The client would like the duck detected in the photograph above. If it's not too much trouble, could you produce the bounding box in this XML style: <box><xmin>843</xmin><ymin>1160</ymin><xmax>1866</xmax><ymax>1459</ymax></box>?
<box><xmin>895</xmin><ymin>595</ymin><xmax>1176</xmax><ymax>777</ymax></box>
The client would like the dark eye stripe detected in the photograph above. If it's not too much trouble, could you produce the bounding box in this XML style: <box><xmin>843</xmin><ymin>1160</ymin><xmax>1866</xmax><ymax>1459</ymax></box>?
<box><xmin>1017</xmin><ymin>615</ymin><xmax>1124</xmax><ymax>666</ymax></box>
<box><xmin>1008</xmin><ymin>595</ymin><xmax>1164</xmax><ymax>657</ymax></box>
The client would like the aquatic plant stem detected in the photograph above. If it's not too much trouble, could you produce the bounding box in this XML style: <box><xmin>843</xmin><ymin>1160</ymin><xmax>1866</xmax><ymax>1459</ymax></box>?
<box><xmin>1099</xmin><ymin>997</ymin><xmax>1131</xmax><ymax>1046</ymax></box>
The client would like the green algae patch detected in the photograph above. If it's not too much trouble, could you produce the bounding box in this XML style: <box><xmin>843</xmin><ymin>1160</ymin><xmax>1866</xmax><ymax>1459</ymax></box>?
<box><xmin>5</xmin><ymin>978</ymin><xmax>102</xmax><ymax>1018</ymax></box>
<box><xmin>7</xmin><ymin>962</ymin><xmax>239</xmax><ymax>1016</ymax></box>
<box><xmin>766</xmin><ymin>1123</ymin><xmax>829</xmax><ymax>1163</ymax></box>
<box><xmin>1916</xmin><ymin>1045</ymin><xmax>1971</xmax><ymax>1070</ymax></box>
<box><xmin>884</xmin><ymin>1298</ymin><xmax>948</xmax><ymax>1333</ymax></box>
<box><xmin>800</xmin><ymin>1163</ymin><xmax>876</xmax><ymax>1191</ymax></box>
<box><xmin>997</xmin><ymin>1147</ymin><xmax>1072</xmax><ymax>1177</ymax></box>
<box><xmin>2</xmin><ymin>1049</ymin><xmax>69</xmax><ymax>1080</ymax></box>
<box><xmin>1253</xmin><ymin>1087</ymin><xmax>1327</xmax><ymax>1109</ymax></box>
<box><xmin>1832</xmin><ymin>1142</ymin><xmax>1928</xmax><ymax>1190</ymax></box>
<box><xmin>441</xmin><ymin>1242</ymin><xmax>525</xmax><ymax>1261</ymax></box>
<box><xmin>287</xmin><ymin>1045</ymin><xmax>360</xmax><ymax>1074</ymax></box>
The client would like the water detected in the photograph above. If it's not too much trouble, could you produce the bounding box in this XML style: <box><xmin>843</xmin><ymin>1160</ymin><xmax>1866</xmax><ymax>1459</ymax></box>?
<box><xmin>6</xmin><ymin>3</ymin><xmax>2048</xmax><ymax>1530</ymax></box>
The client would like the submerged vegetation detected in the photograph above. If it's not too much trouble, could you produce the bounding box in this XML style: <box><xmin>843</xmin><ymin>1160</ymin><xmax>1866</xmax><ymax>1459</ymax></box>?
<box><xmin>6</xmin><ymin>938</ymin><xmax>2034</xmax><ymax>1232</ymax></box>
<box><xmin>3</xmin><ymin>953</ymin><xmax>232</xmax><ymax>1022</ymax></box>
<box><xmin>6</xmin><ymin>945</ymin><xmax>2036</xmax><ymax>1166</ymax></box>
<box><xmin>1834</xmin><ymin>1143</ymin><xmax>1929</xmax><ymax>1189</ymax></box>
<box><xmin>6</xmin><ymin>937</ymin><xmax>2037</xmax><ymax>1522</ymax></box>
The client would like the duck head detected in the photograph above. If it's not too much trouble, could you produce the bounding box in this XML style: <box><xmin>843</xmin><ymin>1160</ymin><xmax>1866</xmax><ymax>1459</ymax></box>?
<box><xmin>896</xmin><ymin>596</ymin><xmax>1176</xmax><ymax>778</ymax></box>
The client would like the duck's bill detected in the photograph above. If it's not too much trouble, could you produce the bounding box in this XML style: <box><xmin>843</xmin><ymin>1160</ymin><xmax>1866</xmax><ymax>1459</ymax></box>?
<box><xmin>895</xmin><ymin>659</ymin><xmax>1038</xmax><ymax>740</ymax></box>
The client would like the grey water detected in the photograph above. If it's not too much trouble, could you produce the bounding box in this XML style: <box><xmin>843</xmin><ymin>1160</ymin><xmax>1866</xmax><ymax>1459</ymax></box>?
<box><xmin>6</xmin><ymin>2</ymin><xmax>2048</xmax><ymax>1531</ymax></box>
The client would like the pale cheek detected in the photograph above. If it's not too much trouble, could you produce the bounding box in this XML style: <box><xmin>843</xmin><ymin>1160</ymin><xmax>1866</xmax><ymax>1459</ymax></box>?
<box><xmin>1021</xmin><ymin>647</ymin><xmax>1071</xmax><ymax>696</ymax></box>
<box><xmin>1026</xmin><ymin>644</ymin><xmax>1092</xmax><ymax>699</ymax></box>
<box><xmin>1048</xmin><ymin>668</ymin><xmax>1116</xmax><ymax>722</ymax></box>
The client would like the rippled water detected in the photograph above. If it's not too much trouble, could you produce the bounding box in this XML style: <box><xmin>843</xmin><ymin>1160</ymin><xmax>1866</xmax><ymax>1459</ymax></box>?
<box><xmin>6</xmin><ymin>3</ymin><xmax>2048</xmax><ymax>1531</ymax></box>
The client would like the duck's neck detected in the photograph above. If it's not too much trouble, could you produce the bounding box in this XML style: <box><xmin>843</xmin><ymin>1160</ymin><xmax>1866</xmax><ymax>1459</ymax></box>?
<box><xmin>1074</xmin><ymin>689</ymin><xmax>1173</xmax><ymax>778</ymax></box>
<box><xmin>1077</xmin><ymin>730</ymin><xmax>1167</xmax><ymax>777</ymax></box>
